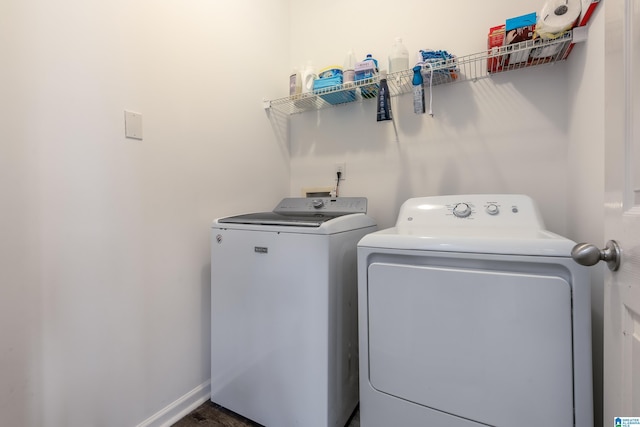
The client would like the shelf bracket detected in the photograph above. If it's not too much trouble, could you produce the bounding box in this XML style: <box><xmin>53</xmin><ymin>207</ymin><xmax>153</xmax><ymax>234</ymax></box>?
<box><xmin>572</xmin><ymin>26</ymin><xmax>588</xmax><ymax>43</ymax></box>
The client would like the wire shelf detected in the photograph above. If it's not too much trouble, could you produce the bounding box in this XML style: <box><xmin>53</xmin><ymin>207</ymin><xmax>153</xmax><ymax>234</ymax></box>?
<box><xmin>267</xmin><ymin>31</ymin><xmax>574</xmax><ymax>115</ymax></box>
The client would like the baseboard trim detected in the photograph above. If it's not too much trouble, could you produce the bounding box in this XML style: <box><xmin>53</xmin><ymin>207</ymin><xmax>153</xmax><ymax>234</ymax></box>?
<box><xmin>136</xmin><ymin>380</ymin><xmax>211</xmax><ymax>427</ymax></box>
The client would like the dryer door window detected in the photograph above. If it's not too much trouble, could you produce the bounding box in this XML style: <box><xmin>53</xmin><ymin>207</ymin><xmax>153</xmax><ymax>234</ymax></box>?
<box><xmin>367</xmin><ymin>262</ymin><xmax>573</xmax><ymax>427</ymax></box>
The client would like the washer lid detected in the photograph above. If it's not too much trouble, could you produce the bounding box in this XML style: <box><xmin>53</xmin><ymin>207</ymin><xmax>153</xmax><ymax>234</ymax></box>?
<box><xmin>217</xmin><ymin>197</ymin><xmax>369</xmax><ymax>228</ymax></box>
<box><xmin>218</xmin><ymin>212</ymin><xmax>342</xmax><ymax>227</ymax></box>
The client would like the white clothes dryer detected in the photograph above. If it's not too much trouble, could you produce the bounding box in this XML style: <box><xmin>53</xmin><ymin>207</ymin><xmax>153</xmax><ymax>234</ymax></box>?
<box><xmin>211</xmin><ymin>197</ymin><xmax>376</xmax><ymax>427</ymax></box>
<box><xmin>357</xmin><ymin>194</ymin><xmax>592</xmax><ymax>427</ymax></box>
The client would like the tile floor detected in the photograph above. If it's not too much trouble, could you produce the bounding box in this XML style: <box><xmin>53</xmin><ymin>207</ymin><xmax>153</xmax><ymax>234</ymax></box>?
<box><xmin>172</xmin><ymin>401</ymin><xmax>360</xmax><ymax>427</ymax></box>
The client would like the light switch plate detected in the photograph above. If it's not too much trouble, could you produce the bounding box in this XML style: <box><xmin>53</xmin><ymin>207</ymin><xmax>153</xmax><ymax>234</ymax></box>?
<box><xmin>124</xmin><ymin>110</ymin><xmax>143</xmax><ymax>140</ymax></box>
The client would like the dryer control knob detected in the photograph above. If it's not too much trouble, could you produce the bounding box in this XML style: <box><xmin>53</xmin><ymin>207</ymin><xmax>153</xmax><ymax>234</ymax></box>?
<box><xmin>486</xmin><ymin>204</ymin><xmax>499</xmax><ymax>215</ymax></box>
<box><xmin>312</xmin><ymin>199</ymin><xmax>325</xmax><ymax>209</ymax></box>
<box><xmin>453</xmin><ymin>203</ymin><xmax>472</xmax><ymax>218</ymax></box>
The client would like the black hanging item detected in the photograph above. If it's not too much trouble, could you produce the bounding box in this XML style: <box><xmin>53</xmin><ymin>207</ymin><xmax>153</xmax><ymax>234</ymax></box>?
<box><xmin>376</xmin><ymin>70</ymin><xmax>392</xmax><ymax>122</ymax></box>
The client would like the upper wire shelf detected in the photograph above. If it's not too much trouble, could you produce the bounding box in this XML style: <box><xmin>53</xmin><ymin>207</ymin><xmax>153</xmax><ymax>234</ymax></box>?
<box><xmin>267</xmin><ymin>31</ymin><xmax>574</xmax><ymax>115</ymax></box>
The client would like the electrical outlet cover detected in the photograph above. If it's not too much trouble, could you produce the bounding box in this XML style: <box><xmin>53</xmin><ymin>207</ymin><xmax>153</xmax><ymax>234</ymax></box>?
<box><xmin>124</xmin><ymin>110</ymin><xmax>143</xmax><ymax>140</ymax></box>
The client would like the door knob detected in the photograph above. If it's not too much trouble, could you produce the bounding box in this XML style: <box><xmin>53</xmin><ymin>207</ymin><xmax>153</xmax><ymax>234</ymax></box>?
<box><xmin>571</xmin><ymin>240</ymin><xmax>621</xmax><ymax>271</ymax></box>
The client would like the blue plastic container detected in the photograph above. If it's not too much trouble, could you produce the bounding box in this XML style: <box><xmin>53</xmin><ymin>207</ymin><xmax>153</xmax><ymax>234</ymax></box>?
<box><xmin>313</xmin><ymin>67</ymin><xmax>356</xmax><ymax>105</ymax></box>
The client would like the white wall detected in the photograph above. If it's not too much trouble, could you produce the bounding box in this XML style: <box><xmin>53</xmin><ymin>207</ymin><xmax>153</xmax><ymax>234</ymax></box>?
<box><xmin>0</xmin><ymin>1</ymin><xmax>290</xmax><ymax>426</ymax></box>
<box><xmin>1</xmin><ymin>3</ymin><xmax>46</xmax><ymax>426</ymax></box>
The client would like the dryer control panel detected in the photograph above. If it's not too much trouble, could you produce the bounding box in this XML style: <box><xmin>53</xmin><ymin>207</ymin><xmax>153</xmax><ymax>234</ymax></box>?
<box><xmin>451</xmin><ymin>201</ymin><xmax>504</xmax><ymax>218</ymax></box>
<box><xmin>397</xmin><ymin>194</ymin><xmax>545</xmax><ymax>229</ymax></box>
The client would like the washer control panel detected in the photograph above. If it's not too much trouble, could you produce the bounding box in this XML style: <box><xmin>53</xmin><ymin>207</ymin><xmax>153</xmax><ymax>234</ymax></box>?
<box><xmin>274</xmin><ymin>197</ymin><xmax>368</xmax><ymax>214</ymax></box>
<box><xmin>398</xmin><ymin>194</ymin><xmax>544</xmax><ymax>229</ymax></box>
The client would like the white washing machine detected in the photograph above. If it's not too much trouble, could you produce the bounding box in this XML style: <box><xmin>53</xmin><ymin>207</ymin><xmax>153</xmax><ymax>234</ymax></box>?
<box><xmin>357</xmin><ymin>194</ymin><xmax>593</xmax><ymax>427</ymax></box>
<box><xmin>211</xmin><ymin>197</ymin><xmax>376</xmax><ymax>427</ymax></box>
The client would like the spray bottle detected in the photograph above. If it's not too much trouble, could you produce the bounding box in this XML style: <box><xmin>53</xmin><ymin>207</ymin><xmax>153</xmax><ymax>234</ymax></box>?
<box><xmin>412</xmin><ymin>65</ymin><xmax>425</xmax><ymax>114</ymax></box>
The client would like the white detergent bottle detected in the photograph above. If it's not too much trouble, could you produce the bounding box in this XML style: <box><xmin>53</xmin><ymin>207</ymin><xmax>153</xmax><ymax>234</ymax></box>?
<box><xmin>389</xmin><ymin>37</ymin><xmax>409</xmax><ymax>73</ymax></box>
<box><xmin>301</xmin><ymin>61</ymin><xmax>317</xmax><ymax>94</ymax></box>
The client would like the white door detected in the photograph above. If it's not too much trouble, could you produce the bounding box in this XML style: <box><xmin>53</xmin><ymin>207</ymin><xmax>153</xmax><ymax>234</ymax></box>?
<box><xmin>603</xmin><ymin>0</ymin><xmax>640</xmax><ymax>424</ymax></box>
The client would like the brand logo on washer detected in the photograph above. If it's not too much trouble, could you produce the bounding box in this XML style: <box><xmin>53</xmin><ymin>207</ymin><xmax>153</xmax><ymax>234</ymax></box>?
<box><xmin>254</xmin><ymin>247</ymin><xmax>268</xmax><ymax>254</ymax></box>
<box><xmin>216</xmin><ymin>234</ymin><xmax>222</xmax><ymax>244</ymax></box>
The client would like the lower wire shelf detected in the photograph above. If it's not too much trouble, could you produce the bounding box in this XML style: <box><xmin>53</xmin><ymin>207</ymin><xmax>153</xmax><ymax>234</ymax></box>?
<box><xmin>267</xmin><ymin>31</ymin><xmax>574</xmax><ymax>116</ymax></box>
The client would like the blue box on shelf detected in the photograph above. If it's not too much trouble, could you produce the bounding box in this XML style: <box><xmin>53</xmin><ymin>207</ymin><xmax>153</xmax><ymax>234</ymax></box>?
<box><xmin>313</xmin><ymin>70</ymin><xmax>356</xmax><ymax>105</ymax></box>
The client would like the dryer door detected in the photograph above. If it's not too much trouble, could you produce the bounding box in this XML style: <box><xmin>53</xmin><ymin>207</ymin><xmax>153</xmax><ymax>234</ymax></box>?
<box><xmin>367</xmin><ymin>262</ymin><xmax>573</xmax><ymax>427</ymax></box>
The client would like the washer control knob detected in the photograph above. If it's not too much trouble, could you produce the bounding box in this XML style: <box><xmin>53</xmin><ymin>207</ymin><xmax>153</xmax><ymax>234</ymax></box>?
<box><xmin>311</xmin><ymin>199</ymin><xmax>325</xmax><ymax>209</ymax></box>
<box><xmin>452</xmin><ymin>203</ymin><xmax>472</xmax><ymax>218</ymax></box>
<box><xmin>486</xmin><ymin>204</ymin><xmax>499</xmax><ymax>215</ymax></box>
